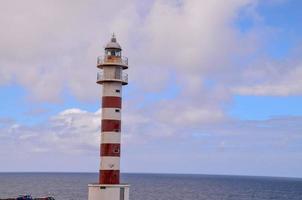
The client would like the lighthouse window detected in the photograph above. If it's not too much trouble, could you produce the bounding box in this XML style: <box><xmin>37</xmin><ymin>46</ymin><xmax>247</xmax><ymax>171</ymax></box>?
<box><xmin>115</xmin><ymin>89</ymin><xmax>120</xmax><ymax>93</ymax></box>
<box><xmin>115</xmin><ymin>109</ymin><xmax>120</xmax><ymax>113</ymax></box>
<box><xmin>106</xmin><ymin>49</ymin><xmax>121</xmax><ymax>57</ymax></box>
<box><xmin>106</xmin><ymin>50</ymin><xmax>114</xmax><ymax>56</ymax></box>
<box><xmin>113</xmin><ymin>148</ymin><xmax>120</xmax><ymax>153</ymax></box>
<box><xmin>116</xmin><ymin>51</ymin><xmax>121</xmax><ymax>56</ymax></box>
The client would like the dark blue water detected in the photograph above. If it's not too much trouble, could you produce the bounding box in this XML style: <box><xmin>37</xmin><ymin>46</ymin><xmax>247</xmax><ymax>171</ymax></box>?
<box><xmin>0</xmin><ymin>173</ymin><xmax>301</xmax><ymax>200</ymax></box>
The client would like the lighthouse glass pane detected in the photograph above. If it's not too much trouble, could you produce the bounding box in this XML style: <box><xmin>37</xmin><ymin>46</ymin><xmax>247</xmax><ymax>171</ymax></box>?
<box><xmin>106</xmin><ymin>49</ymin><xmax>121</xmax><ymax>57</ymax></box>
<box><xmin>116</xmin><ymin>51</ymin><xmax>121</xmax><ymax>57</ymax></box>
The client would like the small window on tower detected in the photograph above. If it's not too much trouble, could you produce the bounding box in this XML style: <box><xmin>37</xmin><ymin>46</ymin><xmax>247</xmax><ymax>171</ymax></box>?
<box><xmin>115</xmin><ymin>109</ymin><xmax>120</xmax><ymax>113</ymax></box>
<box><xmin>115</xmin><ymin>89</ymin><xmax>120</xmax><ymax>93</ymax></box>
<box><xmin>113</xmin><ymin>148</ymin><xmax>120</xmax><ymax>153</ymax></box>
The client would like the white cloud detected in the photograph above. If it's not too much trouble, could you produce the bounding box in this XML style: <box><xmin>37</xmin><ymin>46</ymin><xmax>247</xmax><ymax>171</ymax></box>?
<box><xmin>0</xmin><ymin>0</ymin><xmax>136</xmax><ymax>101</ymax></box>
<box><xmin>1</xmin><ymin>0</ymin><xmax>295</xmax><ymax>125</ymax></box>
<box><xmin>232</xmin><ymin>60</ymin><xmax>302</xmax><ymax>96</ymax></box>
<box><xmin>0</xmin><ymin>0</ymin><xmax>300</xmax><ymax>113</ymax></box>
<box><xmin>0</xmin><ymin>109</ymin><xmax>100</xmax><ymax>156</ymax></box>
<box><xmin>0</xmin><ymin>108</ymin><xmax>301</xmax><ymax>176</ymax></box>
<box><xmin>0</xmin><ymin>0</ymin><xmax>259</xmax><ymax>101</ymax></box>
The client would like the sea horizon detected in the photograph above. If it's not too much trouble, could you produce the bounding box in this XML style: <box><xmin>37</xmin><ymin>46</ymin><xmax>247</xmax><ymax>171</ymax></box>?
<box><xmin>1</xmin><ymin>171</ymin><xmax>301</xmax><ymax>180</ymax></box>
<box><xmin>1</xmin><ymin>172</ymin><xmax>302</xmax><ymax>200</ymax></box>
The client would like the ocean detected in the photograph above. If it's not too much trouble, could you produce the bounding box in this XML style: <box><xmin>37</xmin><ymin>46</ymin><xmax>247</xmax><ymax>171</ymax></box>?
<box><xmin>0</xmin><ymin>173</ymin><xmax>301</xmax><ymax>200</ymax></box>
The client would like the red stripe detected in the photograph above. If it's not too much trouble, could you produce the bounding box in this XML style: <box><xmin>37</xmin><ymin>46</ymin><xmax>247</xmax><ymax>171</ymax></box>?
<box><xmin>102</xmin><ymin>96</ymin><xmax>121</xmax><ymax>108</ymax></box>
<box><xmin>101</xmin><ymin>143</ymin><xmax>120</xmax><ymax>156</ymax></box>
<box><xmin>99</xmin><ymin>170</ymin><xmax>120</xmax><ymax>184</ymax></box>
<box><xmin>102</xmin><ymin>119</ymin><xmax>121</xmax><ymax>132</ymax></box>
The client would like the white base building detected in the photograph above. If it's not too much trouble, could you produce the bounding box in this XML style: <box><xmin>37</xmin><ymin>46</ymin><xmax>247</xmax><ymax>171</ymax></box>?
<box><xmin>88</xmin><ymin>184</ymin><xmax>130</xmax><ymax>200</ymax></box>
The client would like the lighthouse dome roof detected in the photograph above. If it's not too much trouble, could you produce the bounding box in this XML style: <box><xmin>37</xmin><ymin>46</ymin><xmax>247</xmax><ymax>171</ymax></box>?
<box><xmin>105</xmin><ymin>34</ymin><xmax>121</xmax><ymax>50</ymax></box>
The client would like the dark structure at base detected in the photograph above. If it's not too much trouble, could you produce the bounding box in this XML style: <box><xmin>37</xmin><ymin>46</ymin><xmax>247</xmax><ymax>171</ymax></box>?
<box><xmin>0</xmin><ymin>195</ymin><xmax>55</xmax><ymax>200</ymax></box>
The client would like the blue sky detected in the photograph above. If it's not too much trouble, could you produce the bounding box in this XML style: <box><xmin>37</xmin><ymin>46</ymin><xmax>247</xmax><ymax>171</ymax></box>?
<box><xmin>0</xmin><ymin>0</ymin><xmax>301</xmax><ymax>178</ymax></box>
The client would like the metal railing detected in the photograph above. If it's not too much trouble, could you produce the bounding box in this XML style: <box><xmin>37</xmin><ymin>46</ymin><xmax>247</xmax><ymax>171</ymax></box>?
<box><xmin>97</xmin><ymin>71</ymin><xmax>128</xmax><ymax>84</ymax></box>
<box><xmin>97</xmin><ymin>55</ymin><xmax>128</xmax><ymax>66</ymax></box>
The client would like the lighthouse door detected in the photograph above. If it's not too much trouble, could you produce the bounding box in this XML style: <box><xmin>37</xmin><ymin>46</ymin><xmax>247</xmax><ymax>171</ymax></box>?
<box><xmin>120</xmin><ymin>188</ymin><xmax>125</xmax><ymax>200</ymax></box>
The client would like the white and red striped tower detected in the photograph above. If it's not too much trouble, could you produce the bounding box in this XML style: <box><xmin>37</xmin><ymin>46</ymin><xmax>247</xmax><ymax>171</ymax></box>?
<box><xmin>88</xmin><ymin>35</ymin><xmax>130</xmax><ymax>200</ymax></box>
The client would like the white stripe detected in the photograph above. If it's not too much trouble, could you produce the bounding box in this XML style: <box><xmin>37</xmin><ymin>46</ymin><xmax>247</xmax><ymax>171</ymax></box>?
<box><xmin>102</xmin><ymin>108</ymin><xmax>121</xmax><ymax>120</ymax></box>
<box><xmin>103</xmin><ymin>82</ymin><xmax>122</xmax><ymax>97</ymax></box>
<box><xmin>100</xmin><ymin>156</ymin><xmax>120</xmax><ymax>170</ymax></box>
<box><xmin>101</xmin><ymin>132</ymin><xmax>121</xmax><ymax>144</ymax></box>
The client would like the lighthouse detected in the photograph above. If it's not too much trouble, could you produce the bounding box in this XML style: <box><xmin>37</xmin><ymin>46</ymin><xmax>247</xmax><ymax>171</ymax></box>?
<box><xmin>88</xmin><ymin>35</ymin><xmax>130</xmax><ymax>200</ymax></box>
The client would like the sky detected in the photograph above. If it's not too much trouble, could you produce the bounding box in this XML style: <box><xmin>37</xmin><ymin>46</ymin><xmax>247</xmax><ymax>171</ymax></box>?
<box><xmin>0</xmin><ymin>0</ymin><xmax>302</xmax><ymax>178</ymax></box>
